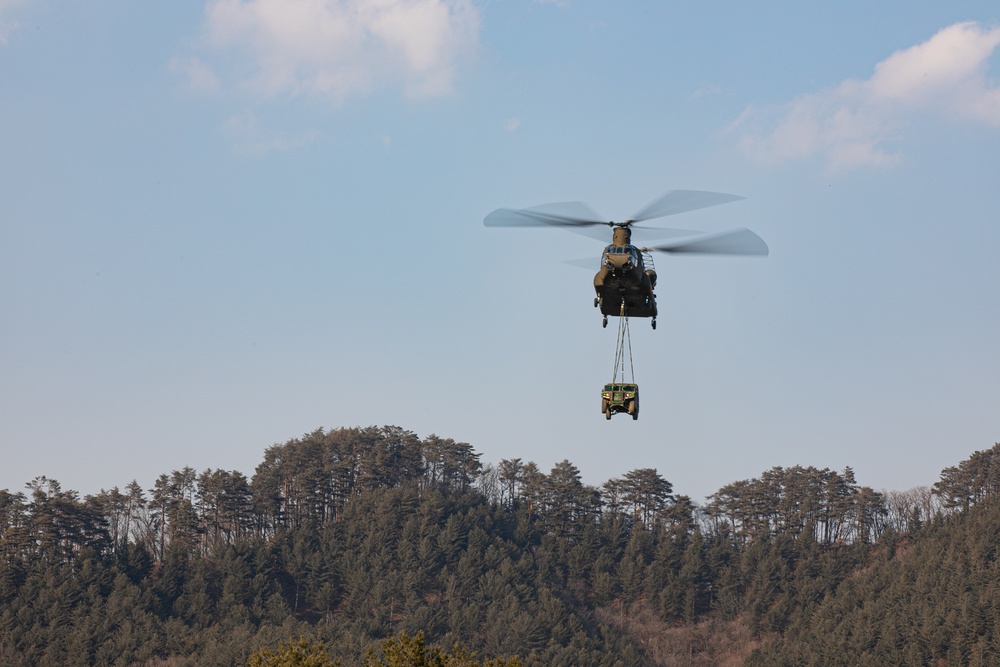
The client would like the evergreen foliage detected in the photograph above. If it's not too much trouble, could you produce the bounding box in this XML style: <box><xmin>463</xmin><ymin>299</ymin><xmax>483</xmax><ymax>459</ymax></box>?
<box><xmin>0</xmin><ymin>428</ymin><xmax>996</xmax><ymax>666</ymax></box>
<box><xmin>362</xmin><ymin>631</ymin><xmax>521</xmax><ymax>667</ymax></box>
<box><xmin>248</xmin><ymin>637</ymin><xmax>340</xmax><ymax>667</ymax></box>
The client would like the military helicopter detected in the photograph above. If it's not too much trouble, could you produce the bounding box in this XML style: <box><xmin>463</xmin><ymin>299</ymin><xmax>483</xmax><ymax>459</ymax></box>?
<box><xmin>483</xmin><ymin>190</ymin><xmax>768</xmax><ymax>329</ymax></box>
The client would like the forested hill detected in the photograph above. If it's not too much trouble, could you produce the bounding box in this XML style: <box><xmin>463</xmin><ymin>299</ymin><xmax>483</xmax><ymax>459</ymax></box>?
<box><xmin>1</xmin><ymin>427</ymin><xmax>999</xmax><ymax>666</ymax></box>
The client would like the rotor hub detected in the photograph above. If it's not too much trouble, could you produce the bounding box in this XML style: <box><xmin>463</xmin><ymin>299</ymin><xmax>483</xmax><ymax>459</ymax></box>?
<box><xmin>612</xmin><ymin>226</ymin><xmax>632</xmax><ymax>246</ymax></box>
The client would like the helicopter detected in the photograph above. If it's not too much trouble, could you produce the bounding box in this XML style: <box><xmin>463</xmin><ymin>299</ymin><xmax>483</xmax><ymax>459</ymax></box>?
<box><xmin>483</xmin><ymin>190</ymin><xmax>768</xmax><ymax>329</ymax></box>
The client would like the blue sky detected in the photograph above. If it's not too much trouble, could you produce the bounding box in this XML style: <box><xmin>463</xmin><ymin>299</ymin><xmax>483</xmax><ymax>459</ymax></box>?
<box><xmin>1</xmin><ymin>0</ymin><xmax>998</xmax><ymax>504</ymax></box>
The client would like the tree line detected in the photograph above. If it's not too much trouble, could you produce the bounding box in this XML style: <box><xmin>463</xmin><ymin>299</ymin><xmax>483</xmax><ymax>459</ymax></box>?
<box><xmin>0</xmin><ymin>425</ymin><xmax>943</xmax><ymax>563</ymax></box>
<box><xmin>0</xmin><ymin>427</ymin><xmax>997</xmax><ymax>666</ymax></box>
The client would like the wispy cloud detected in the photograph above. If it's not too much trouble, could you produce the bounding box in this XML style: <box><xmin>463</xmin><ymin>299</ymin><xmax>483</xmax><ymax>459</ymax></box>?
<box><xmin>689</xmin><ymin>83</ymin><xmax>722</xmax><ymax>102</ymax></box>
<box><xmin>0</xmin><ymin>0</ymin><xmax>28</xmax><ymax>45</ymax></box>
<box><xmin>192</xmin><ymin>0</ymin><xmax>480</xmax><ymax>103</ymax></box>
<box><xmin>729</xmin><ymin>22</ymin><xmax>1000</xmax><ymax>172</ymax></box>
<box><xmin>169</xmin><ymin>56</ymin><xmax>221</xmax><ymax>92</ymax></box>
<box><xmin>223</xmin><ymin>111</ymin><xmax>321</xmax><ymax>154</ymax></box>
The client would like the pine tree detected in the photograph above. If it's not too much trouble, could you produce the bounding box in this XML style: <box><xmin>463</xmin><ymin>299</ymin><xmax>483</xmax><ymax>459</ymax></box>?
<box><xmin>248</xmin><ymin>637</ymin><xmax>340</xmax><ymax>667</ymax></box>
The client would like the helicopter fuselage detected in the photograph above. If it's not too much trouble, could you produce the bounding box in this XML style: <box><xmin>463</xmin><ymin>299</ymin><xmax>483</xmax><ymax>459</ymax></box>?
<box><xmin>593</xmin><ymin>228</ymin><xmax>657</xmax><ymax>321</ymax></box>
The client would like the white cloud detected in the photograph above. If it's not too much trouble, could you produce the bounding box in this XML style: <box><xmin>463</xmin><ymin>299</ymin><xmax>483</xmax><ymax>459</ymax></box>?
<box><xmin>196</xmin><ymin>0</ymin><xmax>480</xmax><ymax>103</ymax></box>
<box><xmin>730</xmin><ymin>22</ymin><xmax>1000</xmax><ymax>171</ymax></box>
<box><xmin>505</xmin><ymin>116</ymin><xmax>520</xmax><ymax>133</ymax></box>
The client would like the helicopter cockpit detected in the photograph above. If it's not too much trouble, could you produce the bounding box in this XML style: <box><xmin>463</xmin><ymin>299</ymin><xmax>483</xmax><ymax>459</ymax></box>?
<box><xmin>602</xmin><ymin>245</ymin><xmax>640</xmax><ymax>270</ymax></box>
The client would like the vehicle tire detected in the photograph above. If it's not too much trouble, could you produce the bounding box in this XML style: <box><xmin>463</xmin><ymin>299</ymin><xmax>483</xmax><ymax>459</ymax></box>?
<box><xmin>601</xmin><ymin>399</ymin><xmax>609</xmax><ymax>413</ymax></box>
<box><xmin>627</xmin><ymin>400</ymin><xmax>636</xmax><ymax>415</ymax></box>
<box><xmin>605</xmin><ymin>409</ymin><xmax>612</xmax><ymax>420</ymax></box>
<box><xmin>632</xmin><ymin>410</ymin><xmax>639</xmax><ymax>421</ymax></box>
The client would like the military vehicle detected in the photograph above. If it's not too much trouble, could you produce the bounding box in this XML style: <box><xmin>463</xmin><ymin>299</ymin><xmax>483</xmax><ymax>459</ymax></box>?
<box><xmin>602</xmin><ymin>383</ymin><xmax>639</xmax><ymax>420</ymax></box>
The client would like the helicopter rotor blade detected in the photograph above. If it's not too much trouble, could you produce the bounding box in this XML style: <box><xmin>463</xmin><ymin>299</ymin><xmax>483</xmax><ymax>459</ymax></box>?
<box><xmin>628</xmin><ymin>226</ymin><xmax>706</xmax><ymax>242</ymax></box>
<box><xmin>483</xmin><ymin>202</ymin><xmax>607</xmax><ymax>228</ymax></box>
<box><xmin>563</xmin><ymin>257</ymin><xmax>601</xmax><ymax>269</ymax></box>
<box><xmin>630</xmin><ymin>190</ymin><xmax>744</xmax><ymax>223</ymax></box>
<box><xmin>649</xmin><ymin>227</ymin><xmax>769</xmax><ymax>256</ymax></box>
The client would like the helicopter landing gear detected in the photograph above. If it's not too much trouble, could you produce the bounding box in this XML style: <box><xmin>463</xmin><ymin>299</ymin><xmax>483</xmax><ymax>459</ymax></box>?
<box><xmin>602</xmin><ymin>315</ymin><xmax>608</xmax><ymax>328</ymax></box>
<box><xmin>594</xmin><ymin>297</ymin><xmax>600</xmax><ymax>308</ymax></box>
<box><xmin>651</xmin><ymin>318</ymin><xmax>656</xmax><ymax>330</ymax></box>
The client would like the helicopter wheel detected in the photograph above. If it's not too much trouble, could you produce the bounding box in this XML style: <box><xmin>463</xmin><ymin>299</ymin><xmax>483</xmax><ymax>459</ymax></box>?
<box><xmin>602</xmin><ymin>316</ymin><xmax>608</xmax><ymax>328</ymax></box>
<box><xmin>594</xmin><ymin>297</ymin><xmax>599</xmax><ymax>308</ymax></box>
<box><xmin>651</xmin><ymin>319</ymin><xmax>656</xmax><ymax>330</ymax></box>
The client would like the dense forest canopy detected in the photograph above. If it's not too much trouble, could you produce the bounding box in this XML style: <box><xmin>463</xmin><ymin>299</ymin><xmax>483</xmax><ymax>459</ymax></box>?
<box><xmin>1</xmin><ymin>426</ymin><xmax>998</xmax><ymax>666</ymax></box>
